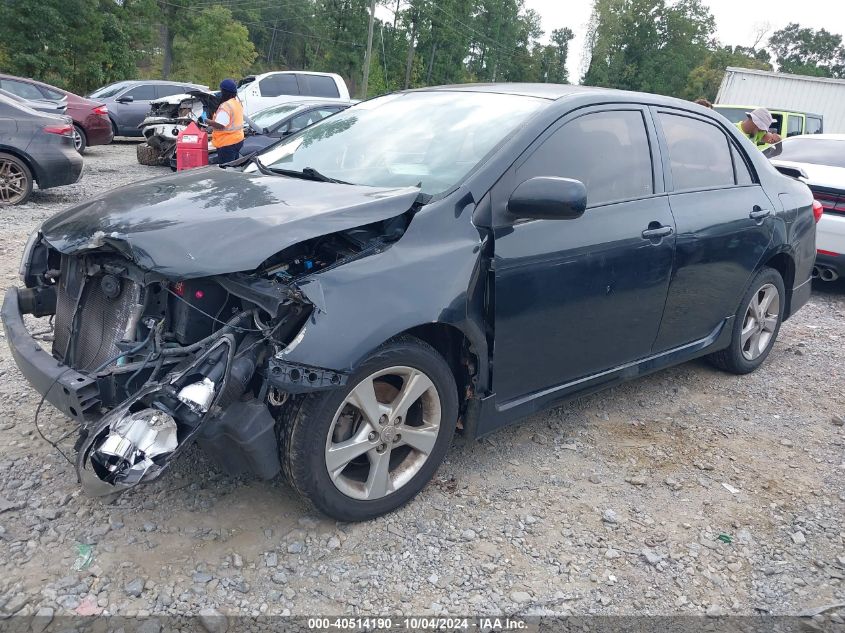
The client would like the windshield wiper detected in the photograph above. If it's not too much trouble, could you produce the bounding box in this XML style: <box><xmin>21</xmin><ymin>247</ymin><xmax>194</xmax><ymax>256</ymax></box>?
<box><xmin>238</xmin><ymin>154</ymin><xmax>349</xmax><ymax>184</ymax></box>
<box><xmin>228</xmin><ymin>151</ymin><xmax>277</xmax><ymax>175</ymax></box>
<box><xmin>268</xmin><ymin>166</ymin><xmax>351</xmax><ymax>185</ymax></box>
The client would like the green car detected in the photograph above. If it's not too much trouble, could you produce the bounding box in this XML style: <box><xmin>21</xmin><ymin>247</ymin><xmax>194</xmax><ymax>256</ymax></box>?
<box><xmin>714</xmin><ymin>105</ymin><xmax>824</xmax><ymax>149</ymax></box>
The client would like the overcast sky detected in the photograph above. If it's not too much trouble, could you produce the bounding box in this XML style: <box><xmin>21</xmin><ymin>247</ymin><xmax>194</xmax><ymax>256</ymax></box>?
<box><xmin>524</xmin><ymin>0</ymin><xmax>845</xmax><ymax>82</ymax></box>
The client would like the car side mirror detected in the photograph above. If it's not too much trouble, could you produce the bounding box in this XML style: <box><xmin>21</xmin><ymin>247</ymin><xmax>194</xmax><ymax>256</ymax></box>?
<box><xmin>116</xmin><ymin>95</ymin><xmax>134</xmax><ymax>104</ymax></box>
<box><xmin>508</xmin><ymin>177</ymin><xmax>587</xmax><ymax>221</ymax></box>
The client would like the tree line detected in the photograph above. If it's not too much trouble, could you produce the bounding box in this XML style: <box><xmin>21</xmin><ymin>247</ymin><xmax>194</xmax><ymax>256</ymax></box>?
<box><xmin>583</xmin><ymin>0</ymin><xmax>845</xmax><ymax>101</ymax></box>
<box><xmin>0</xmin><ymin>0</ymin><xmax>842</xmax><ymax>101</ymax></box>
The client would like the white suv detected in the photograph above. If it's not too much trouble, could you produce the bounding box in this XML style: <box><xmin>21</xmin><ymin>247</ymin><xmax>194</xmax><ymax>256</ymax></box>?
<box><xmin>238</xmin><ymin>72</ymin><xmax>350</xmax><ymax>115</ymax></box>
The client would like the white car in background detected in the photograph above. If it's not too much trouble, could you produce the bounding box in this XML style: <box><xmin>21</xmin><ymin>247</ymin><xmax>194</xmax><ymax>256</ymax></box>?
<box><xmin>237</xmin><ymin>71</ymin><xmax>350</xmax><ymax>115</ymax></box>
<box><xmin>766</xmin><ymin>134</ymin><xmax>845</xmax><ymax>283</ymax></box>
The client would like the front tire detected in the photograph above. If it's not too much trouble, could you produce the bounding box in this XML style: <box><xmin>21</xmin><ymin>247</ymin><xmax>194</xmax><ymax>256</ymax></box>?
<box><xmin>708</xmin><ymin>266</ymin><xmax>785</xmax><ymax>374</ymax></box>
<box><xmin>136</xmin><ymin>142</ymin><xmax>166</xmax><ymax>166</ymax></box>
<box><xmin>282</xmin><ymin>337</ymin><xmax>458</xmax><ymax>521</ymax></box>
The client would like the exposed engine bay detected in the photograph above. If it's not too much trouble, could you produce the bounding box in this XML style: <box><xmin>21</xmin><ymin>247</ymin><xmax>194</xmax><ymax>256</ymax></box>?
<box><xmin>17</xmin><ymin>214</ymin><xmax>410</xmax><ymax>497</ymax></box>
<box><xmin>136</xmin><ymin>90</ymin><xmax>220</xmax><ymax>167</ymax></box>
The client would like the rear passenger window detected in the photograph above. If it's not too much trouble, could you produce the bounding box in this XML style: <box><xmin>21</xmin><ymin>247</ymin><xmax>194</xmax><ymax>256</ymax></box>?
<box><xmin>123</xmin><ymin>84</ymin><xmax>157</xmax><ymax>100</ymax></box>
<box><xmin>658</xmin><ymin>113</ymin><xmax>734</xmax><ymax>190</ymax></box>
<box><xmin>259</xmin><ymin>74</ymin><xmax>299</xmax><ymax>97</ymax></box>
<box><xmin>731</xmin><ymin>145</ymin><xmax>753</xmax><ymax>185</ymax></box>
<box><xmin>806</xmin><ymin>116</ymin><xmax>822</xmax><ymax>134</ymax></box>
<box><xmin>517</xmin><ymin>110</ymin><xmax>654</xmax><ymax>207</ymax></box>
<box><xmin>299</xmin><ymin>75</ymin><xmax>340</xmax><ymax>98</ymax></box>
<box><xmin>157</xmin><ymin>85</ymin><xmax>189</xmax><ymax>98</ymax></box>
<box><xmin>40</xmin><ymin>86</ymin><xmax>64</xmax><ymax>100</ymax></box>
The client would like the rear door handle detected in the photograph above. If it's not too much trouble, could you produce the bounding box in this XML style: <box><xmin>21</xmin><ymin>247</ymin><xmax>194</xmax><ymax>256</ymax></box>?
<box><xmin>749</xmin><ymin>206</ymin><xmax>771</xmax><ymax>220</ymax></box>
<box><xmin>641</xmin><ymin>225</ymin><xmax>673</xmax><ymax>239</ymax></box>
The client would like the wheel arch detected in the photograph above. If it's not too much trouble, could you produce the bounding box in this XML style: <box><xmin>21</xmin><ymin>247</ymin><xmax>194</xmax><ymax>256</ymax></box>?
<box><xmin>363</xmin><ymin>321</ymin><xmax>486</xmax><ymax>439</ymax></box>
<box><xmin>761</xmin><ymin>249</ymin><xmax>796</xmax><ymax>319</ymax></box>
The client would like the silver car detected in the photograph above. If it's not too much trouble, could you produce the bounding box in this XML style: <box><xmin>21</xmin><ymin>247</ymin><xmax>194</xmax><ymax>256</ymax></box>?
<box><xmin>88</xmin><ymin>80</ymin><xmax>208</xmax><ymax>137</ymax></box>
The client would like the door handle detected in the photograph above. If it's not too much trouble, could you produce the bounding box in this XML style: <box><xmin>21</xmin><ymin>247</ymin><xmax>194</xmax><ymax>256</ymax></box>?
<box><xmin>749</xmin><ymin>206</ymin><xmax>771</xmax><ymax>220</ymax></box>
<box><xmin>641</xmin><ymin>225</ymin><xmax>673</xmax><ymax>239</ymax></box>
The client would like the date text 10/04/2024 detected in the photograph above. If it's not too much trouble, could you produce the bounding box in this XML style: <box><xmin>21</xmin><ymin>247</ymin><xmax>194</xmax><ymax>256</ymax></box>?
<box><xmin>306</xmin><ymin>617</ymin><xmax>529</xmax><ymax>630</ymax></box>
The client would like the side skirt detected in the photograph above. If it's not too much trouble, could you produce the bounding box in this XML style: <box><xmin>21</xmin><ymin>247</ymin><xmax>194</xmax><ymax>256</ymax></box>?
<box><xmin>473</xmin><ymin>318</ymin><xmax>733</xmax><ymax>439</ymax></box>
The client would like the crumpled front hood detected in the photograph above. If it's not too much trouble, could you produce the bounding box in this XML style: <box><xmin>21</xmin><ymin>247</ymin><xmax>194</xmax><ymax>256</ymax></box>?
<box><xmin>41</xmin><ymin>167</ymin><xmax>420</xmax><ymax>279</ymax></box>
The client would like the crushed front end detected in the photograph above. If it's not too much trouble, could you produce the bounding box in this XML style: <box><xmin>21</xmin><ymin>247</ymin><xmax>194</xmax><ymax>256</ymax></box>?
<box><xmin>3</xmin><ymin>231</ymin><xmax>317</xmax><ymax>496</ymax></box>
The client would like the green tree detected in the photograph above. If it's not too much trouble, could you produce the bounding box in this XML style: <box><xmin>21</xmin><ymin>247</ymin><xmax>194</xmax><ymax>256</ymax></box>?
<box><xmin>0</xmin><ymin>0</ymin><xmax>152</xmax><ymax>94</ymax></box>
<box><xmin>583</xmin><ymin>0</ymin><xmax>715</xmax><ymax>96</ymax></box>
<box><xmin>173</xmin><ymin>6</ymin><xmax>257</xmax><ymax>87</ymax></box>
<box><xmin>535</xmin><ymin>27</ymin><xmax>574</xmax><ymax>83</ymax></box>
<box><xmin>768</xmin><ymin>23</ymin><xmax>845</xmax><ymax>78</ymax></box>
<box><xmin>684</xmin><ymin>45</ymin><xmax>772</xmax><ymax>101</ymax></box>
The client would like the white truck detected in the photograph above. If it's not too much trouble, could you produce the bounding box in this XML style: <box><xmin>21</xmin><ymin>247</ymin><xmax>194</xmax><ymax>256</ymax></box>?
<box><xmin>716</xmin><ymin>67</ymin><xmax>845</xmax><ymax>133</ymax></box>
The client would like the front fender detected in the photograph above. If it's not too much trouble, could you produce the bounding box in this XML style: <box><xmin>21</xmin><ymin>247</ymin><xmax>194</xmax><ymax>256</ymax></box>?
<box><xmin>278</xmin><ymin>198</ymin><xmax>486</xmax><ymax>375</ymax></box>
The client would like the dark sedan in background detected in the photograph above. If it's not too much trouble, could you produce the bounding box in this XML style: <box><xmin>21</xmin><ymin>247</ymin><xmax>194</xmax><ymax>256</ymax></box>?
<box><xmin>0</xmin><ymin>94</ymin><xmax>83</xmax><ymax>204</ymax></box>
<box><xmin>88</xmin><ymin>80</ymin><xmax>207</xmax><ymax>138</ymax></box>
<box><xmin>0</xmin><ymin>74</ymin><xmax>113</xmax><ymax>152</ymax></box>
<box><xmin>240</xmin><ymin>99</ymin><xmax>353</xmax><ymax>155</ymax></box>
<box><xmin>3</xmin><ymin>84</ymin><xmax>816</xmax><ymax>521</ymax></box>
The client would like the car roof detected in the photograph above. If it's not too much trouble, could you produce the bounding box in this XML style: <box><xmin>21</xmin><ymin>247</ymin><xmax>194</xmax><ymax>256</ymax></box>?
<box><xmin>122</xmin><ymin>80</ymin><xmax>205</xmax><ymax>86</ymax></box>
<box><xmin>410</xmin><ymin>83</ymin><xmax>716</xmax><ymax>113</ymax></box>
<box><xmin>249</xmin><ymin>71</ymin><xmax>343</xmax><ymax>80</ymax></box>
<box><xmin>417</xmin><ymin>83</ymin><xmax>602</xmax><ymax>100</ymax></box>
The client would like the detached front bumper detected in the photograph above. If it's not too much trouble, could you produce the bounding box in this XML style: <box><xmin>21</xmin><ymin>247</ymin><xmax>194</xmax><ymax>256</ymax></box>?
<box><xmin>1</xmin><ymin>287</ymin><xmax>100</xmax><ymax>424</ymax></box>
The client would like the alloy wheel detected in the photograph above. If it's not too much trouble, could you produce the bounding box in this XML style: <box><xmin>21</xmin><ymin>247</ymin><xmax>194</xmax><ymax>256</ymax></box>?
<box><xmin>325</xmin><ymin>366</ymin><xmax>442</xmax><ymax>500</ymax></box>
<box><xmin>72</xmin><ymin>127</ymin><xmax>84</xmax><ymax>152</ymax></box>
<box><xmin>740</xmin><ymin>283</ymin><xmax>780</xmax><ymax>361</ymax></box>
<box><xmin>0</xmin><ymin>158</ymin><xmax>28</xmax><ymax>204</ymax></box>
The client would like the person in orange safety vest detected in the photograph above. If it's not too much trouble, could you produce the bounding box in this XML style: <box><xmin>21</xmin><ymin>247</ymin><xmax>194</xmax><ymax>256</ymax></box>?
<box><xmin>205</xmin><ymin>78</ymin><xmax>245</xmax><ymax>165</ymax></box>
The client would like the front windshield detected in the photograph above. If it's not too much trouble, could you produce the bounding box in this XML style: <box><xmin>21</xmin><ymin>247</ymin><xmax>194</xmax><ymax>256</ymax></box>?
<box><xmin>250</xmin><ymin>104</ymin><xmax>302</xmax><ymax>129</ymax></box>
<box><xmin>89</xmin><ymin>82</ymin><xmax>131</xmax><ymax>99</ymax></box>
<box><xmin>254</xmin><ymin>91</ymin><xmax>546</xmax><ymax>195</ymax></box>
<box><xmin>764</xmin><ymin>137</ymin><xmax>845</xmax><ymax>168</ymax></box>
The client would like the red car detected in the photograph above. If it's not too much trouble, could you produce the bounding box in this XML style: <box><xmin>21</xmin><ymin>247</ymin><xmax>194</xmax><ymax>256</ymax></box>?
<box><xmin>0</xmin><ymin>74</ymin><xmax>113</xmax><ymax>152</ymax></box>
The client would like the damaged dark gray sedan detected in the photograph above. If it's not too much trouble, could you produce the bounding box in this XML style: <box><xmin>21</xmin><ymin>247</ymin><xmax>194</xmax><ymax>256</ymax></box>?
<box><xmin>3</xmin><ymin>85</ymin><xmax>816</xmax><ymax>521</ymax></box>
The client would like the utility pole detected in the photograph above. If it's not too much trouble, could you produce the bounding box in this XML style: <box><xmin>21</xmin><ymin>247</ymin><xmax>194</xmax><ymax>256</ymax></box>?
<box><xmin>362</xmin><ymin>0</ymin><xmax>376</xmax><ymax>99</ymax></box>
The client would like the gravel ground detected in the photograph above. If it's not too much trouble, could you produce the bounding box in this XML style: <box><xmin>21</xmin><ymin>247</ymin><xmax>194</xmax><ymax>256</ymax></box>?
<box><xmin>0</xmin><ymin>144</ymin><xmax>843</xmax><ymax>625</ymax></box>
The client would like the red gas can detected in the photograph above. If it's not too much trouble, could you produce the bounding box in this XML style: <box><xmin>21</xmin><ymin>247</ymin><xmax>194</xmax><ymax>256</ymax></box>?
<box><xmin>176</xmin><ymin>121</ymin><xmax>209</xmax><ymax>171</ymax></box>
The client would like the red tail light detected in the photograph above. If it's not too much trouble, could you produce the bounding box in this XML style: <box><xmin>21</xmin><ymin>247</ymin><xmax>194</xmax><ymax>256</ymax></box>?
<box><xmin>812</xmin><ymin>200</ymin><xmax>824</xmax><ymax>223</ymax></box>
<box><xmin>92</xmin><ymin>104</ymin><xmax>108</xmax><ymax>115</ymax></box>
<box><xmin>43</xmin><ymin>124</ymin><xmax>73</xmax><ymax>137</ymax></box>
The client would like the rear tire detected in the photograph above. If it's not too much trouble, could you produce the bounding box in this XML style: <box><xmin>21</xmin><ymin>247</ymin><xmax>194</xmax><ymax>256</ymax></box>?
<box><xmin>0</xmin><ymin>152</ymin><xmax>33</xmax><ymax>205</ymax></box>
<box><xmin>708</xmin><ymin>266</ymin><xmax>785</xmax><ymax>374</ymax></box>
<box><xmin>281</xmin><ymin>336</ymin><xmax>458</xmax><ymax>521</ymax></box>
<box><xmin>72</xmin><ymin>124</ymin><xmax>87</xmax><ymax>153</ymax></box>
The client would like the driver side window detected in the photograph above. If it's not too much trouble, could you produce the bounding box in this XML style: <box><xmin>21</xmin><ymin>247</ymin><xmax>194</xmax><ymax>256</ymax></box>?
<box><xmin>517</xmin><ymin>110</ymin><xmax>654</xmax><ymax>207</ymax></box>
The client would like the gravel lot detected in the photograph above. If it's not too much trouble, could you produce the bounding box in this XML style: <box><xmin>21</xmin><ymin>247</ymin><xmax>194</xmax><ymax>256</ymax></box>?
<box><xmin>0</xmin><ymin>144</ymin><xmax>844</xmax><ymax>625</ymax></box>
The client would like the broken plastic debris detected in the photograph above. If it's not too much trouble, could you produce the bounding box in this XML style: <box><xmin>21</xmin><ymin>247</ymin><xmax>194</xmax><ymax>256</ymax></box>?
<box><xmin>717</xmin><ymin>533</ymin><xmax>733</xmax><ymax>544</ymax></box>
<box><xmin>72</xmin><ymin>543</ymin><xmax>94</xmax><ymax>571</ymax></box>
<box><xmin>721</xmin><ymin>482</ymin><xmax>740</xmax><ymax>494</ymax></box>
